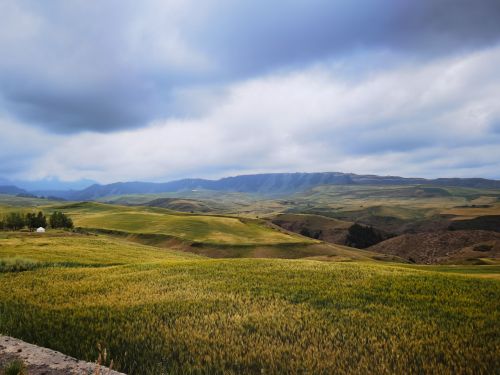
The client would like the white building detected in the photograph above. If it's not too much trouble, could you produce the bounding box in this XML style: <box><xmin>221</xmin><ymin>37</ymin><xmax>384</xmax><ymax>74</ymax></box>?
<box><xmin>36</xmin><ymin>227</ymin><xmax>46</xmax><ymax>233</ymax></box>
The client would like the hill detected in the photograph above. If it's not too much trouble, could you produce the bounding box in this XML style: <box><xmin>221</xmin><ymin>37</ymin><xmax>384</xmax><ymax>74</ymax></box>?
<box><xmin>0</xmin><ymin>186</ymin><xmax>27</xmax><ymax>195</ymax></box>
<box><xmin>368</xmin><ymin>230</ymin><xmax>500</xmax><ymax>264</ymax></box>
<box><xmin>142</xmin><ymin>197</ymin><xmax>227</xmax><ymax>213</ymax></box>
<box><xmin>0</xmin><ymin>194</ymin><xmax>62</xmax><ymax>208</ymax></box>
<box><xmin>271</xmin><ymin>213</ymin><xmax>392</xmax><ymax>248</ymax></box>
<box><xmin>53</xmin><ymin>202</ymin><xmax>312</xmax><ymax>246</ymax></box>
<box><xmin>47</xmin><ymin>202</ymin><xmax>388</xmax><ymax>261</ymax></box>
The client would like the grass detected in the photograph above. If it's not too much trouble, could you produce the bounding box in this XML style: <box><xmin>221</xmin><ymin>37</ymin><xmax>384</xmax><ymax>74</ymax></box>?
<box><xmin>399</xmin><ymin>264</ymin><xmax>500</xmax><ymax>278</ymax></box>
<box><xmin>0</xmin><ymin>257</ymin><xmax>40</xmax><ymax>273</ymax></box>
<box><xmin>0</xmin><ymin>194</ymin><xmax>60</xmax><ymax>207</ymax></box>
<box><xmin>1</xmin><ymin>359</ymin><xmax>27</xmax><ymax>375</ymax></box>
<box><xmin>0</xmin><ymin>233</ymin><xmax>499</xmax><ymax>374</ymax></box>
<box><xmin>49</xmin><ymin>202</ymin><xmax>315</xmax><ymax>246</ymax></box>
<box><xmin>0</xmin><ymin>231</ymin><xmax>200</xmax><ymax>265</ymax></box>
<box><xmin>0</xmin><ymin>201</ymin><xmax>395</xmax><ymax>260</ymax></box>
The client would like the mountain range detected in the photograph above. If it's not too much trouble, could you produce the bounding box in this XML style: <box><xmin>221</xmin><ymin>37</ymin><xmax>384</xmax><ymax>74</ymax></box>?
<box><xmin>2</xmin><ymin>172</ymin><xmax>500</xmax><ymax>201</ymax></box>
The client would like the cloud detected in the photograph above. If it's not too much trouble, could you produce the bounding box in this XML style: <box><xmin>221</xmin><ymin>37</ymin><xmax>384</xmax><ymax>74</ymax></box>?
<box><xmin>196</xmin><ymin>0</ymin><xmax>500</xmax><ymax>73</ymax></box>
<box><xmin>0</xmin><ymin>0</ymin><xmax>213</xmax><ymax>133</ymax></box>
<box><xmin>0</xmin><ymin>114</ymin><xmax>60</xmax><ymax>176</ymax></box>
<box><xmin>0</xmin><ymin>0</ymin><xmax>499</xmax><ymax>134</ymax></box>
<box><xmin>8</xmin><ymin>44</ymin><xmax>500</xmax><ymax>182</ymax></box>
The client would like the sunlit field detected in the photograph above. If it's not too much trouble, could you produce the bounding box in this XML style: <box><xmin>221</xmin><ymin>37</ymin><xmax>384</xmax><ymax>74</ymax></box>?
<box><xmin>1</xmin><ymin>233</ymin><xmax>499</xmax><ymax>374</ymax></box>
<box><xmin>53</xmin><ymin>202</ymin><xmax>313</xmax><ymax>245</ymax></box>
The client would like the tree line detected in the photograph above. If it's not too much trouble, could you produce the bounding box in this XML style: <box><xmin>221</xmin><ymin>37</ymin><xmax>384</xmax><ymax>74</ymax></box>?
<box><xmin>0</xmin><ymin>211</ymin><xmax>73</xmax><ymax>231</ymax></box>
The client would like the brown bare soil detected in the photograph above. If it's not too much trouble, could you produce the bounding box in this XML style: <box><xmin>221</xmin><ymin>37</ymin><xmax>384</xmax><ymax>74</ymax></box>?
<box><xmin>368</xmin><ymin>230</ymin><xmax>500</xmax><ymax>264</ymax></box>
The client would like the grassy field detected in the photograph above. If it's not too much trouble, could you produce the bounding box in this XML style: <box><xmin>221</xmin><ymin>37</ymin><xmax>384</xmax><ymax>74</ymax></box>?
<box><xmin>0</xmin><ymin>232</ymin><xmax>499</xmax><ymax>374</ymax></box>
<box><xmin>51</xmin><ymin>202</ymin><xmax>404</xmax><ymax>261</ymax></box>
<box><xmin>0</xmin><ymin>194</ymin><xmax>61</xmax><ymax>208</ymax></box>
<box><xmin>51</xmin><ymin>202</ymin><xmax>312</xmax><ymax>246</ymax></box>
<box><xmin>0</xmin><ymin>231</ymin><xmax>200</xmax><ymax>266</ymax></box>
<box><xmin>0</xmin><ymin>198</ymin><xmax>396</xmax><ymax>261</ymax></box>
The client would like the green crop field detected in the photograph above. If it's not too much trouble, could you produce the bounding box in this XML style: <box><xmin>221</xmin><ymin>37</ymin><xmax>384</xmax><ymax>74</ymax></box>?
<box><xmin>0</xmin><ymin>231</ymin><xmax>200</xmax><ymax>266</ymax></box>
<box><xmin>51</xmin><ymin>202</ymin><xmax>313</xmax><ymax>246</ymax></box>
<box><xmin>0</xmin><ymin>232</ymin><xmax>499</xmax><ymax>374</ymax></box>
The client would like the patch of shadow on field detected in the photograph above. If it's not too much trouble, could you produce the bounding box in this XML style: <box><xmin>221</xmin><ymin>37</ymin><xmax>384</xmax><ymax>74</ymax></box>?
<box><xmin>449</xmin><ymin>215</ymin><xmax>500</xmax><ymax>232</ymax></box>
<box><xmin>0</xmin><ymin>258</ymin><xmax>121</xmax><ymax>273</ymax></box>
<box><xmin>79</xmin><ymin>227</ymin><xmax>192</xmax><ymax>250</ymax></box>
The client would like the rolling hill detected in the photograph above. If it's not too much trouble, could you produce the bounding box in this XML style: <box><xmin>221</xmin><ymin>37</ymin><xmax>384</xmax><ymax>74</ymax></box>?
<box><xmin>45</xmin><ymin>201</ymin><xmax>390</xmax><ymax>261</ymax></box>
<box><xmin>53</xmin><ymin>202</ymin><xmax>309</xmax><ymax>246</ymax></box>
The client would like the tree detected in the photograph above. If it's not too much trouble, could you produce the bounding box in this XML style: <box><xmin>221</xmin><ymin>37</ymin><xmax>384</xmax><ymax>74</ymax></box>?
<box><xmin>26</xmin><ymin>212</ymin><xmax>37</xmax><ymax>231</ymax></box>
<box><xmin>49</xmin><ymin>211</ymin><xmax>73</xmax><ymax>229</ymax></box>
<box><xmin>26</xmin><ymin>211</ymin><xmax>47</xmax><ymax>231</ymax></box>
<box><xmin>345</xmin><ymin>223</ymin><xmax>386</xmax><ymax>249</ymax></box>
<box><xmin>36</xmin><ymin>211</ymin><xmax>47</xmax><ymax>228</ymax></box>
<box><xmin>4</xmin><ymin>212</ymin><xmax>25</xmax><ymax>230</ymax></box>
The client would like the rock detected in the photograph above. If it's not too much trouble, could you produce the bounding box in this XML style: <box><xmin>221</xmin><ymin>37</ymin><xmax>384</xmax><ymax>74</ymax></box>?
<box><xmin>0</xmin><ymin>335</ymin><xmax>127</xmax><ymax>375</ymax></box>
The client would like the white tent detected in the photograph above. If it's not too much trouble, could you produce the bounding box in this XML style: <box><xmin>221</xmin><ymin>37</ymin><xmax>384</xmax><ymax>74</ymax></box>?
<box><xmin>36</xmin><ymin>227</ymin><xmax>46</xmax><ymax>233</ymax></box>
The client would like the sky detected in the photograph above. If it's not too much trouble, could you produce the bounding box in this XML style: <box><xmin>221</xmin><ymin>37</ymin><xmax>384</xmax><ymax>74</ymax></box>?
<box><xmin>1</xmin><ymin>0</ymin><xmax>500</xmax><ymax>186</ymax></box>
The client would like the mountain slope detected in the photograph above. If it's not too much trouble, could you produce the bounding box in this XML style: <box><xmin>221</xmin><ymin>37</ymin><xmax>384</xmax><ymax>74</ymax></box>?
<box><xmin>0</xmin><ymin>185</ymin><xmax>27</xmax><ymax>195</ymax></box>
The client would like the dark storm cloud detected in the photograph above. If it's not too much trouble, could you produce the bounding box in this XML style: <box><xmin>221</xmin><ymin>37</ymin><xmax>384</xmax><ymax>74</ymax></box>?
<box><xmin>194</xmin><ymin>0</ymin><xmax>500</xmax><ymax>76</ymax></box>
<box><xmin>2</xmin><ymin>73</ymin><xmax>164</xmax><ymax>133</ymax></box>
<box><xmin>0</xmin><ymin>0</ymin><xmax>500</xmax><ymax>134</ymax></box>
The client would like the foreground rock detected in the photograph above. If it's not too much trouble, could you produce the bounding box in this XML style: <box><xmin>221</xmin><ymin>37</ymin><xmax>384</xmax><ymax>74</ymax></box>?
<box><xmin>0</xmin><ymin>336</ymin><xmax>126</xmax><ymax>375</ymax></box>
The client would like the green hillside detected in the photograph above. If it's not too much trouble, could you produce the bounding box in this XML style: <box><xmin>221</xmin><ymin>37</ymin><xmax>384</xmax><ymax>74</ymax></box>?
<box><xmin>0</xmin><ymin>198</ymin><xmax>396</xmax><ymax>261</ymax></box>
<box><xmin>52</xmin><ymin>202</ymin><xmax>312</xmax><ymax>245</ymax></box>
<box><xmin>0</xmin><ymin>194</ymin><xmax>61</xmax><ymax>208</ymax></box>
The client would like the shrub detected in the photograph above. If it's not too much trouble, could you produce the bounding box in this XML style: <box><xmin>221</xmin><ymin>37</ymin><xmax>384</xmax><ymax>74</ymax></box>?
<box><xmin>49</xmin><ymin>211</ymin><xmax>74</xmax><ymax>229</ymax></box>
<box><xmin>2</xmin><ymin>359</ymin><xmax>27</xmax><ymax>375</ymax></box>
<box><xmin>346</xmin><ymin>223</ymin><xmax>386</xmax><ymax>248</ymax></box>
<box><xmin>473</xmin><ymin>244</ymin><xmax>493</xmax><ymax>252</ymax></box>
<box><xmin>4</xmin><ymin>212</ymin><xmax>25</xmax><ymax>230</ymax></box>
<box><xmin>26</xmin><ymin>211</ymin><xmax>47</xmax><ymax>231</ymax></box>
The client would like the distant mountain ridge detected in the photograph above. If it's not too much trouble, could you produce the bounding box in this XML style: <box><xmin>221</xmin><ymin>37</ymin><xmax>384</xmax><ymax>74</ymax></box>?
<box><xmin>27</xmin><ymin>172</ymin><xmax>500</xmax><ymax>200</ymax></box>
<box><xmin>0</xmin><ymin>185</ymin><xmax>28</xmax><ymax>195</ymax></box>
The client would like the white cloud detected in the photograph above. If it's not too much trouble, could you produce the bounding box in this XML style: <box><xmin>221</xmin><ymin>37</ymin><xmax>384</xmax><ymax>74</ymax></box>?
<box><xmin>7</xmin><ymin>45</ymin><xmax>500</xmax><ymax>182</ymax></box>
